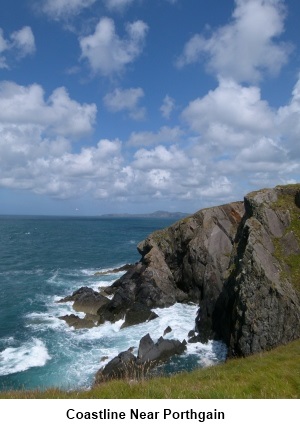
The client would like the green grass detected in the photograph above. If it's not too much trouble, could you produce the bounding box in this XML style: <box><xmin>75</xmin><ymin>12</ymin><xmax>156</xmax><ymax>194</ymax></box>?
<box><xmin>1</xmin><ymin>339</ymin><xmax>299</xmax><ymax>399</ymax></box>
<box><xmin>271</xmin><ymin>186</ymin><xmax>300</xmax><ymax>292</ymax></box>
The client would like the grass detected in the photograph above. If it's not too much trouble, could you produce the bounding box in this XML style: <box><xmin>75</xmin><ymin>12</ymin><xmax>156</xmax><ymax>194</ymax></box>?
<box><xmin>271</xmin><ymin>186</ymin><xmax>300</xmax><ymax>292</ymax></box>
<box><xmin>1</xmin><ymin>339</ymin><xmax>299</xmax><ymax>399</ymax></box>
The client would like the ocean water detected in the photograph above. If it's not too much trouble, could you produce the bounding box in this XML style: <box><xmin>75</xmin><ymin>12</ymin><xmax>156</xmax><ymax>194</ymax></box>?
<box><xmin>0</xmin><ymin>216</ymin><xmax>227</xmax><ymax>392</ymax></box>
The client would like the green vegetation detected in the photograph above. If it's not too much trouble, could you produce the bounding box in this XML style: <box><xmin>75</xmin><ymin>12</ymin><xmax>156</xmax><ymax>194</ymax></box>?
<box><xmin>1</xmin><ymin>339</ymin><xmax>299</xmax><ymax>399</ymax></box>
<box><xmin>272</xmin><ymin>185</ymin><xmax>300</xmax><ymax>292</ymax></box>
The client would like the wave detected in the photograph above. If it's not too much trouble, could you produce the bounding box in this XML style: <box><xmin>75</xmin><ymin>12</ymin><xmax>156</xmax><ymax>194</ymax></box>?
<box><xmin>0</xmin><ymin>338</ymin><xmax>51</xmax><ymax>376</ymax></box>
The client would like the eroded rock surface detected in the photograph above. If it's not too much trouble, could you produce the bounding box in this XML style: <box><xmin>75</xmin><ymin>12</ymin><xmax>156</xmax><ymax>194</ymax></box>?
<box><xmin>94</xmin><ymin>333</ymin><xmax>186</xmax><ymax>384</ymax></box>
<box><xmin>59</xmin><ymin>185</ymin><xmax>300</xmax><ymax>358</ymax></box>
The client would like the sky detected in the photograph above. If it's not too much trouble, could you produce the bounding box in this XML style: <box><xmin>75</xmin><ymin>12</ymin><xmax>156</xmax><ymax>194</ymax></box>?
<box><xmin>0</xmin><ymin>0</ymin><xmax>300</xmax><ymax>215</ymax></box>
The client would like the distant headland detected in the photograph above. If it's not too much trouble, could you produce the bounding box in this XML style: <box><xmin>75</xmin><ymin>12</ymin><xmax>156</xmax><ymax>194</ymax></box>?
<box><xmin>99</xmin><ymin>211</ymin><xmax>190</xmax><ymax>219</ymax></box>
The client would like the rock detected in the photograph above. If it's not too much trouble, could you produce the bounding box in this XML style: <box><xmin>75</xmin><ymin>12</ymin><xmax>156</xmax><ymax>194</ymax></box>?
<box><xmin>100</xmin><ymin>356</ymin><xmax>109</xmax><ymax>362</ymax></box>
<box><xmin>94</xmin><ymin>264</ymin><xmax>135</xmax><ymax>276</ymax></box>
<box><xmin>99</xmin><ymin>201</ymin><xmax>244</xmax><ymax>336</ymax></box>
<box><xmin>188</xmin><ymin>329</ymin><xmax>195</xmax><ymax>338</ymax></box>
<box><xmin>137</xmin><ymin>334</ymin><xmax>186</xmax><ymax>364</ymax></box>
<box><xmin>213</xmin><ymin>185</ymin><xmax>300</xmax><ymax>356</ymax></box>
<box><xmin>59</xmin><ymin>314</ymin><xmax>96</xmax><ymax>329</ymax></box>
<box><xmin>60</xmin><ymin>184</ymin><xmax>300</xmax><ymax>360</ymax></box>
<box><xmin>72</xmin><ymin>289</ymin><xmax>110</xmax><ymax>315</ymax></box>
<box><xmin>163</xmin><ymin>326</ymin><xmax>172</xmax><ymax>336</ymax></box>
<box><xmin>94</xmin><ymin>333</ymin><xmax>187</xmax><ymax>385</ymax></box>
<box><xmin>95</xmin><ymin>351</ymin><xmax>137</xmax><ymax>383</ymax></box>
<box><xmin>58</xmin><ymin>287</ymin><xmax>110</xmax><ymax>316</ymax></box>
<box><xmin>120</xmin><ymin>303</ymin><xmax>158</xmax><ymax>329</ymax></box>
<box><xmin>188</xmin><ymin>334</ymin><xmax>202</xmax><ymax>344</ymax></box>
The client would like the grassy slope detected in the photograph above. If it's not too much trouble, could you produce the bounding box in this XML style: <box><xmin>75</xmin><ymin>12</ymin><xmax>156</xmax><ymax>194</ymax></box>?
<box><xmin>1</xmin><ymin>339</ymin><xmax>299</xmax><ymax>399</ymax></box>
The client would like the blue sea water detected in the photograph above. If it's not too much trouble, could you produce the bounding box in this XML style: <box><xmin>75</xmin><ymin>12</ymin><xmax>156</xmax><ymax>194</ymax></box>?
<box><xmin>0</xmin><ymin>216</ymin><xmax>227</xmax><ymax>392</ymax></box>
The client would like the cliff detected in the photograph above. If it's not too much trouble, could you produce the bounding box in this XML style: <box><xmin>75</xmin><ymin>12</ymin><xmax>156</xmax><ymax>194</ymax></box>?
<box><xmin>59</xmin><ymin>184</ymin><xmax>300</xmax><ymax>358</ymax></box>
<box><xmin>94</xmin><ymin>184</ymin><xmax>300</xmax><ymax>357</ymax></box>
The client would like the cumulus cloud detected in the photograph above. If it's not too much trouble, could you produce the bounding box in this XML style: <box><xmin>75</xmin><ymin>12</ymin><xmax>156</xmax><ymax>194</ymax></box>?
<box><xmin>38</xmin><ymin>0</ymin><xmax>96</xmax><ymax>20</ymax></box>
<box><xmin>2</xmin><ymin>71</ymin><xmax>300</xmax><ymax>208</ymax></box>
<box><xmin>180</xmin><ymin>75</ymin><xmax>300</xmax><ymax>195</ymax></box>
<box><xmin>10</xmin><ymin>27</ymin><xmax>36</xmax><ymax>58</ymax></box>
<box><xmin>0</xmin><ymin>26</ymin><xmax>35</xmax><ymax>68</ymax></box>
<box><xmin>0</xmin><ymin>81</ymin><xmax>96</xmax><ymax>138</ymax></box>
<box><xmin>80</xmin><ymin>17</ymin><xmax>148</xmax><ymax>77</ymax></box>
<box><xmin>176</xmin><ymin>0</ymin><xmax>291</xmax><ymax>83</ymax></box>
<box><xmin>103</xmin><ymin>87</ymin><xmax>146</xmax><ymax>119</ymax></box>
<box><xmin>127</xmin><ymin>126</ymin><xmax>183</xmax><ymax>146</ymax></box>
<box><xmin>160</xmin><ymin>95</ymin><xmax>176</xmax><ymax>119</ymax></box>
<box><xmin>182</xmin><ymin>79</ymin><xmax>275</xmax><ymax>137</ymax></box>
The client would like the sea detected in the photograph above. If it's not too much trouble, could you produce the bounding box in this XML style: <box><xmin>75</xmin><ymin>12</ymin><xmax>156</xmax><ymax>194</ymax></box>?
<box><xmin>0</xmin><ymin>215</ymin><xmax>227</xmax><ymax>392</ymax></box>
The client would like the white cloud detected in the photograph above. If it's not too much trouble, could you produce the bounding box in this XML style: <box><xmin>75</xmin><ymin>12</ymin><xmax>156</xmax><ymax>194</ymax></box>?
<box><xmin>103</xmin><ymin>87</ymin><xmax>145</xmax><ymax>119</ymax></box>
<box><xmin>160</xmin><ymin>95</ymin><xmax>176</xmax><ymax>119</ymax></box>
<box><xmin>127</xmin><ymin>126</ymin><xmax>183</xmax><ymax>146</ymax></box>
<box><xmin>2</xmin><ymin>73</ymin><xmax>300</xmax><ymax>208</ymax></box>
<box><xmin>104</xmin><ymin>0</ymin><xmax>135</xmax><ymax>10</ymax></box>
<box><xmin>80</xmin><ymin>17</ymin><xmax>148</xmax><ymax>77</ymax></box>
<box><xmin>0</xmin><ymin>26</ymin><xmax>35</xmax><ymax>68</ymax></box>
<box><xmin>182</xmin><ymin>79</ymin><xmax>275</xmax><ymax>137</ymax></box>
<box><xmin>38</xmin><ymin>0</ymin><xmax>96</xmax><ymax>20</ymax></box>
<box><xmin>132</xmin><ymin>145</ymin><xmax>190</xmax><ymax>170</ymax></box>
<box><xmin>10</xmin><ymin>27</ymin><xmax>36</xmax><ymax>58</ymax></box>
<box><xmin>277</xmin><ymin>74</ymin><xmax>300</xmax><ymax>157</ymax></box>
<box><xmin>179</xmin><ymin>74</ymin><xmax>300</xmax><ymax>199</ymax></box>
<box><xmin>176</xmin><ymin>0</ymin><xmax>290</xmax><ymax>83</ymax></box>
<box><xmin>0</xmin><ymin>82</ymin><xmax>96</xmax><ymax>138</ymax></box>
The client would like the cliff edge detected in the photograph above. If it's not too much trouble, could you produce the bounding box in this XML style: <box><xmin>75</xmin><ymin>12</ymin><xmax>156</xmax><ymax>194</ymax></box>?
<box><xmin>95</xmin><ymin>184</ymin><xmax>300</xmax><ymax>357</ymax></box>
<box><xmin>59</xmin><ymin>185</ymin><xmax>300</xmax><ymax>358</ymax></box>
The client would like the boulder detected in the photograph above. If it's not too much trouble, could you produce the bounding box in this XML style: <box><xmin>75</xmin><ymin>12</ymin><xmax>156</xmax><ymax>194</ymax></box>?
<box><xmin>137</xmin><ymin>333</ymin><xmax>186</xmax><ymax>364</ymax></box>
<box><xmin>121</xmin><ymin>303</ymin><xmax>158</xmax><ymax>329</ymax></box>
<box><xmin>72</xmin><ymin>289</ymin><xmax>110</xmax><ymax>315</ymax></box>
<box><xmin>59</xmin><ymin>314</ymin><xmax>96</xmax><ymax>329</ymax></box>
<box><xmin>163</xmin><ymin>326</ymin><xmax>172</xmax><ymax>336</ymax></box>
<box><xmin>94</xmin><ymin>351</ymin><xmax>137</xmax><ymax>383</ymax></box>
<box><xmin>58</xmin><ymin>286</ymin><xmax>110</xmax><ymax>316</ymax></box>
<box><xmin>94</xmin><ymin>333</ymin><xmax>187</xmax><ymax>385</ymax></box>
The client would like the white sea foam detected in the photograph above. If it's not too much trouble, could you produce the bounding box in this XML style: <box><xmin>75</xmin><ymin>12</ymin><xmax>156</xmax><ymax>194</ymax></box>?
<box><xmin>67</xmin><ymin>303</ymin><xmax>227</xmax><ymax>378</ymax></box>
<box><xmin>0</xmin><ymin>338</ymin><xmax>51</xmax><ymax>376</ymax></box>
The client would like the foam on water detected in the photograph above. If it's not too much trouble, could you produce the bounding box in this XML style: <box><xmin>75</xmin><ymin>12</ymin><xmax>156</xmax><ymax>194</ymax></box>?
<box><xmin>0</xmin><ymin>216</ymin><xmax>228</xmax><ymax>390</ymax></box>
<box><xmin>0</xmin><ymin>338</ymin><xmax>51</xmax><ymax>376</ymax></box>
<box><xmin>44</xmin><ymin>302</ymin><xmax>227</xmax><ymax>389</ymax></box>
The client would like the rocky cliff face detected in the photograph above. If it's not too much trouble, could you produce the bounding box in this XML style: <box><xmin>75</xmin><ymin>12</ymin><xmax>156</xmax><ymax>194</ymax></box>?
<box><xmin>95</xmin><ymin>184</ymin><xmax>300</xmax><ymax>357</ymax></box>
<box><xmin>59</xmin><ymin>185</ymin><xmax>300</xmax><ymax>358</ymax></box>
<box><xmin>213</xmin><ymin>185</ymin><xmax>300</xmax><ymax>356</ymax></box>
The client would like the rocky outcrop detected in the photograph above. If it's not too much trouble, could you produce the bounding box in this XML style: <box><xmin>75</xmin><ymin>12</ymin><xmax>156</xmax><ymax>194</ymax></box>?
<box><xmin>94</xmin><ymin>333</ymin><xmax>186</xmax><ymax>384</ymax></box>
<box><xmin>212</xmin><ymin>185</ymin><xmax>300</xmax><ymax>356</ymax></box>
<box><xmin>59</xmin><ymin>184</ymin><xmax>300</xmax><ymax>359</ymax></box>
<box><xmin>94</xmin><ymin>184</ymin><xmax>300</xmax><ymax>357</ymax></box>
<box><xmin>91</xmin><ymin>201</ymin><xmax>245</xmax><ymax>331</ymax></box>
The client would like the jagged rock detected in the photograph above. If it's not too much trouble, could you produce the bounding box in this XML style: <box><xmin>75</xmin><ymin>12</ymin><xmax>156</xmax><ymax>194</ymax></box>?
<box><xmin>60</xmin><ymin>184</ymin><xmax>300</xmax><ymax>359</ymax></box>
<box><xmin>94</xmin><ymin>264</ymin><xmax>134</xmax><ymax>276</ymax></box>
<box><xmin>58</xmin><ymin>287</ymin><xmax>110</xmax><ymax>316</ymax></box>
<box><xmin>59</xmin><ymin>314</ymin><xmax>96</xmax><ymax>329</ymax></box>
<box><xmin>213</xmin><ymin>185</ymin><xmax>300</xmax><ymax>356</ymax></box>
<box><xmin>99</xmin><ymin>184</ymin><xmax>300</xmax><ymax>357</ymax></box>
<box><xmin>188</xmin><ymin>329</ymin><xmax>195</xmax><ymax>338</ymax></box>
<box><xmin>94</xmin><ymin>351</ymin><xmax>137</xmax><ymax>383</ymax></box>
<box><xmin>163</xmin><ymin>326</ymin><xmax>172</xmax><ymax>336</ymax></box>
<box><xmin>72</xmin><ymin>289</ymin><xmax>110</xmax><ymax>315</ymax></box>
<box><xmin>97</xmin><ymin>201</ymin><xmax>244</xmax><ymax>336</ymax></box>
<box><xmin>120</xmin><ymin>303</ymin><xmax>158</xmax><ymax>329</ymax></box>
<box><xmin>137</xmin><ymin>333</ymin><xmax>186</xmax><ymax>364</ymax></box>
<box><xmin>94</xmin><ymin>333</ymin><xmax>187</xmax><ymax>384</ymax></box>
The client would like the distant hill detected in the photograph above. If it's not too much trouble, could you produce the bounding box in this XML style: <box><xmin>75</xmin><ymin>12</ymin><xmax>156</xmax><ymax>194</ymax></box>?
<box><xmin>99</xmin><ymin>211</ymin><xmax>190</xmax><ymax>219</ymax></box>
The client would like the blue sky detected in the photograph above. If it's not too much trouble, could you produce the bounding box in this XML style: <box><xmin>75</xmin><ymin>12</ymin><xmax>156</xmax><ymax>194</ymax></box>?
<box><xmin>0</xmin><ymin>0</ymin><xmax>300</xmax><ymax>215</ymax></box>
